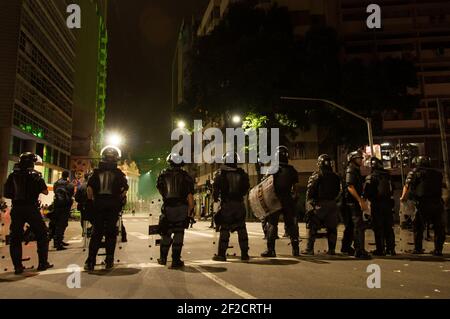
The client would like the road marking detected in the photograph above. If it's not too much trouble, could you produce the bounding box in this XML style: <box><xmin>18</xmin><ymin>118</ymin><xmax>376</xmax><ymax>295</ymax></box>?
<box><xmin>67</xmin><ymin>240</ymin><xmax>82</xmax><ymax>244</ymax></box>
<box><xmin>191</xmin><ymin>264</ymin><xmax>256</xmax><ymax>299</ymax></box>
<box><xmin>186</xmin><ymin>230</ymin><xmax>213</xmax><ymax>238</ymax></box>
<box><xmin>128</xmin><ymin>232</ymin><xmax>150</xmax><ymax>240</ymax></box>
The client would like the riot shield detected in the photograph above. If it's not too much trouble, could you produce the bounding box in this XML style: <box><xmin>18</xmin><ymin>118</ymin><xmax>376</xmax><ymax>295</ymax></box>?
<box><xmin>148</xmin><ymin>198</ymin><xmax>162</xmax><ymax>262</ymax></box>
<box><xmin>0</xmin><ymin>201</ymin><xmax>8</xmax><ymax>248</ymax></box>
<box><xmin>362</xmin><ymin>200</ymin><xmax>376</xmax><ymax>252</ymax></box>
<box><xmin>0</xmin><ymin>202</ymin><xmax>9</xmax><ymax>272</ymax></box>
<box><xmin>82</xmin><ymin>219</ymin><xmax>92</xmax><ymax>252</ymax></box>
<box><xmin>398</xmin><ymin>200</ymin><xmax>416</xmax><ymax>253</ymax></box>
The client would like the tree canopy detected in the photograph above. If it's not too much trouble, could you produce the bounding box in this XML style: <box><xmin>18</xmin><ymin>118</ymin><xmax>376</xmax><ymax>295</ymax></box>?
<box><xmin>178</xmin><ymin>1</ymin><xmax>419</xmax><ymax>147</ymax></box>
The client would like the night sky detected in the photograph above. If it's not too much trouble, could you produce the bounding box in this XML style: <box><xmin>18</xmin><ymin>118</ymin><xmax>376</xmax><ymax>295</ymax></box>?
<box><xmin>106</xmin><ymin>0</ymin><xmax>208</xmax><ymax>162</ymax></box>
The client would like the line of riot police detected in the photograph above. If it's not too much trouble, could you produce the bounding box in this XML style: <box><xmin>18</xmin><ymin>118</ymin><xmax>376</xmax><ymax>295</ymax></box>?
<box><xmin>2</xmin><ymin>146</ymin><xmax>446</xmax><ymax>275</ymax></box>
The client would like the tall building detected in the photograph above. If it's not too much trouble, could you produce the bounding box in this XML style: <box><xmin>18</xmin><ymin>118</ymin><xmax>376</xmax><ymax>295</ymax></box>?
<box><xmin>0</xmin><ymin>0</ymin><xmax>75</xmax><ymax>194</ymax></box>
<box><xmin>70</xmin><ymin>0</ymin><xmax>108</xmax><ymax>179</ymax></box>
<box><xmin>331</xmin><ymin>0</ymin><xmax>450</xmax><ymax>172</ymax></box>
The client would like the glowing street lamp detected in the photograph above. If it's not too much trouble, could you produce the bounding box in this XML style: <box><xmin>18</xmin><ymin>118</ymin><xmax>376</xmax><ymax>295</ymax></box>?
<box><xmin>177</xmin><ymin>120</ymin><xmax>186</xmax><ymax>129</ymax></box>
<box><xmin>232</xmin><ymin>115</ymin><xmax>241</xmax><ymax>124</ymax></box>
<box><xmin>106</xmin><ymin>132</ymin><xmax>123</xmax><ymax>147</ymax></box>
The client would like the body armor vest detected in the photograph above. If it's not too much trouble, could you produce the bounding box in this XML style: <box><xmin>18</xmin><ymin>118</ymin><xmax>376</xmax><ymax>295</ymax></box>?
<box><xmin>317</xmin><ymin>171</ymin><xmax>341</xmax><ymax>200</ymax></box>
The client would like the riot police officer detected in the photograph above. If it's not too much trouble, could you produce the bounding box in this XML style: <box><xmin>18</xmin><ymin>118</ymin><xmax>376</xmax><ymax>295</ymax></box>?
<box><xmin>364</xmin><ymin>157</ymin><xmax>396</xmax><ymax>256</ymax></box>
<box><xmin>84</xmin><ymin>146</ymin><xmax>128</xmax><ymax>271</ymax></box>
<box><xmin>75</xmin><ymin>173</ymin><xmax>91</xmax><ymax>233</ymax></box>
<box><xmin>3</xmin><ymin>153</ymin><xmax>53</xmax><ymax>274</ymax></box>
<box><xmin>400</xmin><ymin>156</ymin><xmax>445</xmax><ymax>256</ymax></box>
<box><xmin>303</xmin><ymin>154</ymin><xmax>341</xmax><ymax>255</ymax></box>
<box><xmin>343</xmin><ymin>150</ymin><xmax>371</xmax><ymax>259</ymax></box>
<box><xmin>156</xmin><ymin>153</ymin><xmax>194</xmax><ymax>268</ymax></box>
<box><xmin>52</xmin><ymin>171</ymin><xmax>74</xmax><ymax>250</ymax></box>
<box><xmin>212</xmin><ymin>152</ymin><xmax>250</xmax><ymax>261</ymax></box>
<box><xmin>261</xmin><ymin>146</ymin><xmax>300</xmax><ymax>257</ymax></box>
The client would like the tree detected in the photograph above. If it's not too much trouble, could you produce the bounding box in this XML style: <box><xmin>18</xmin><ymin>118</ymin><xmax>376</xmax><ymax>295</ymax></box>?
<box><xmin>179</xmin><ymin>2</ymin><xmax>419</xmax><ymax>148</ymax></box>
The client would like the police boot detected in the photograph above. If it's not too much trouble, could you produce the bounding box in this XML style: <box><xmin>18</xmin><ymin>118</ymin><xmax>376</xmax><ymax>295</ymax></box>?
<box><xmin>105</xmin><ymin>256</ymin><xmax>114</xmax><ymax>270</ymax></box>
<box><xmin>241</xmin><ymin>250</ymin><xmax>250</xmax><ymax>261</ymax></box>
<box><xmin>354</xmin><ymin>250</ymin><xmax>372</xmax><ymax>260</ymax></box>
<box><xmin>213</xmin><ymin>240</ymin><xmax>228</xmax><ymax>261</ymax></box>
<box><xmin>84</xmin><ymin>258</ymin><xmax>95</xmax><ymax>271</ymax></box>
<box><xmin>341</xmin><ymin>246</ymin><xmax>355</xmax><ymax>256</ymax></box>
<box><xmin>303</xmin><ymin>233</ymin><xmax>315</xmax><ymax>255</ymax></box>
<box><xmin>261</xmin><ymin>241</ymin><xmax>276</xmax><ymax>257</ymax></box>
<box><xmin>212</xmin><ymin>251</ymin><xmax>227</xmax><ymax>262</ymax></box>
<box><xmin>158</xmin><ymin>246</ymin><xmax>169</xmax><ymax>265</ymax></box>
<box><xmin>37</xmin><ymin>262</ymin><xmax>54</xmax><ymax>271</ymax></box>
<box><xmin>291</xmin><ymin>239</ymin><xmax>300</xmax><ymax>257</ymax></box>
<box><xmin>170</xmin><ymin>244</ymin><xmax>184</xmax><ymax>269</ymax></box>
<box><xmin>431</xmin><ymin>249</ymin><xmax>443</xmax><ymax>257</ymax></box>
<box><xmin>37</xmin><ymin>244</ymin><xmax>53</xmax><ymax>272</ymax></box>
<box><xmin>14</xmin><ymin>264</ymin><xmax>25</xmax><ymax>275</ymax></box>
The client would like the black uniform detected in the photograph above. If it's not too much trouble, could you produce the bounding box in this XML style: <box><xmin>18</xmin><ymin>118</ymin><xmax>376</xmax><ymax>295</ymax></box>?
<box><xmin>265</xmin><ymin>163</ymin><xmax>300</xmax><ymax>255</ymax></box>
<box><xmin>51</xmin><ymin>178</ymin><xmax>74</xmax><ymax>248</ymax></box>
<box><xmin>157</xmin><ymin>167</ymin><xmax>194</xmax><ymax>264</ymax></box>
<box><xmin>405</xmin><ymin>167</ymin><xmax>445</xmax><ymax>254</ymax></box>
<box><xmin>86</xmin><ymin>162</ymin><xmax>128</xmax><ymax>265</ymax></box>
<box><xmin>364</xmin><ymin>168</ymin><xmax>395</xmax><ymax>254</ymax></box>
<box><xmin>75</xmin><ymin>180</ymin><xmax>89</xmax><ymax>230</ymax></box>
<box><xmin>4</xmin><ymin>167</ymin><xmax>49</xmax><ymax>270</ymax></box>
<box><xmin>305</xmin><ymin>169</ymin><xmax>341</xmax><ymax>253</ymax></box>
<box><xmin>213</xmin><ymin>166</ymin><xmax>250</xmax><ymax>259</ymax></box>
<box><xmin>343</xmin><ymin>162</ymin><xmax>367</xmax><ymax>256</ymax></box>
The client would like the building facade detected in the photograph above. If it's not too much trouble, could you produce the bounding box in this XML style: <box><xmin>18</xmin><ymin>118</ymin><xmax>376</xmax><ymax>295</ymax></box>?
<box><xmin>332</xmin><ymin>0</ymin><xmax>450</xmax><ymax>174</ymax></box>
<box><xmin>71</xmin><ymin>0</ymin><xmax>108</xmax><ymax>176</ymax></box>
<box><xmin>0</xmin><ymin>0</ymin><xmax>75</xmax><ymax>194</ymax></box>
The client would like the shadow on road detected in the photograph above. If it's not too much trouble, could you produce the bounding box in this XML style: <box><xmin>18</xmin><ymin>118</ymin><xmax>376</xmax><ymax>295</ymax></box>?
<box><xmin>246</xmin><ymin>258</ymin><xmax>300</xmax><ymax>266</ymax></box>
<box><xmin>0</xmin><ymin>271</ymin><xmax>39</xmax><ymax>282</ymax></box>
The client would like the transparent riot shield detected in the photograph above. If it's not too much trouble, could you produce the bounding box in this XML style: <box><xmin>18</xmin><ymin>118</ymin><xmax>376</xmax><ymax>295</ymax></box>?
<box><xmin>398</xmin><ymin>200</ymin><xmax>416</xmax><ymax>253</ymax></box>
<box><xmin>363</xmin><ymin>201</ymin><xmax>376</xmax><ymax>252</ymax></box>
<box><xmin>148</xmin><ymin>198</ymin><xmax>162</xmax><ymax>262</ymax></box>
<box><xmin>0</xmin><ymin>201</ymin><xmax>8</xmax><ymax>248</ymax></box>
<box><xmin>0</xmin><ymin>202</ymin><xmax>10</xmax><ymax>273</ymax></box>
<box><xmin>115</xmin><ymin>212</ymin><xmax>126</xmax><ymax>263</ymax></box>
<box><xmin>82</xmin><ymin>219</ymin><xmax>92</xmax><ymax>252</ymax></box>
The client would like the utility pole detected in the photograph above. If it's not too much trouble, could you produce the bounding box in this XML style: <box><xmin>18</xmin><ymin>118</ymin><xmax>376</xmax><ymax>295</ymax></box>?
<box><xmin>437</xmin><ymin>99</ymin><xmax>450</xmax><ymax>233</ymax></box>
<box><xmin>437</xmin><ymin>99</ymin><xmax>450</xmax><ymax>189</ymax></box>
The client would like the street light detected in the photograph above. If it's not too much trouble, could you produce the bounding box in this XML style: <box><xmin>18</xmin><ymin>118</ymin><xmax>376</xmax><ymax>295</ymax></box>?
<box><xmin>280</xmin><ymin>96</ymin><xmax>375</xmax><ymax>156</ymax></box>
<box><xmin>177</xmin><ymin>120</ymin><xmax>186</xmax><ymax>129</ymax></box>
<box><xmin>105</xmin><ymin>132</ymin><xmax>123</xmax><ymax>147</ymax></box>
<box><xmin>232</xmin><ymin>115</ymin><xmax>241</xmax><ymax>125</ymax></box>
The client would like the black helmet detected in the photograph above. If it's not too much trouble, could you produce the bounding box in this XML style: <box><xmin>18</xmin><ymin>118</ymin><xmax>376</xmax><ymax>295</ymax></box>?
<box><xmin>19</xmin><ymin>152</ymin><xmax>37</xmax><ymax>169</ymax></box>
<box><xmin>101</xmin><ymin>146</ymin><xmax>120</xmax><ymax>163</ymax></box>
<box><xmin>414</xmin><ymin>155</ymin><xmax>431</xmax><ymax>168</ymax></box>
<box><xmin>167</xmin><ymin>153</ymin><xmax>184</xmax><ymax>167</ymax></box>
<box><xmin>222</xmin><ymin>152</ymin><xmax>240</xmax><ymax>168</ymax></box>
<box><xmin>347</xmin><ymin>150</ymin><xmax>363</xmax><ymax>163</ymax></box>
<box><xmin>275</xmin><ymin>145</ymin><xmax>289</xmax><ymax>164</ymax></box>
<box><xmin>317</xmin><ymin>154</ymin><xmax>332</xmax><ymax>169</ymax></box>
<box><xmin>370</xmin><ymin>157</ymin><xmax>384</xmax><ymax>170</ymax></box>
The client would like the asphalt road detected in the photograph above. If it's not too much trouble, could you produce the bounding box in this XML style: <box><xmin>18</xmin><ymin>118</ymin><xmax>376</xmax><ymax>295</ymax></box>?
<box><xmin>0</xmin><ymin>215</ymin><xmax>449</xmax><ymax>299</ymax></box>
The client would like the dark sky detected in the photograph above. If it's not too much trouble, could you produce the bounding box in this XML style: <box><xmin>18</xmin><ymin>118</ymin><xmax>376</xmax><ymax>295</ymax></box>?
<box><xmin>106</xmin><ymin>0</ymin><xmax>208</xmax><ymax>161</ymax></box>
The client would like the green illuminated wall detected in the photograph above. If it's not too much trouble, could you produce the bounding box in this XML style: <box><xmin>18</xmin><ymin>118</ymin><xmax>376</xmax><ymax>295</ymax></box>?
<box><xmin>95</xmin><ymin>13</ymin><xmax>107</xmax><ymax>152</ymax></box>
